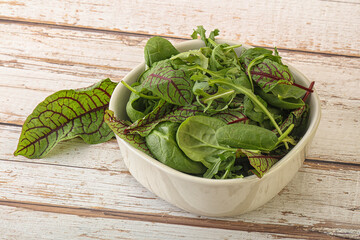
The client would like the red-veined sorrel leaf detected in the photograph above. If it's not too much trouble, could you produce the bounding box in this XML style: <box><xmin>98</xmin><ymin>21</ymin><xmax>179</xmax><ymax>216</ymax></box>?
<box><xmin>141</xmin><ymin>60</ymin><xmax>194</xmax><ymax>106</ymax></box>
<box><xmin>104</xmin><ymin>110</ymin><xmax>152</xmax><ymax>156</ymax></box>
<box><xmin>14</xmin><ymin>78</ymin><xmax>117</xmax><ymax>159</ymax></box>
<box><xmin>126</xmin><ymin>100</ymin><xmax>173</xmax><ymax>133</ymax></box>
<box><xmin>126</xmin><ymin>102</ymin><xmax>205</xmax><ymax>137</ymax></box>
<box><xmin>249</xmin><ymin>59</ymin><xmax>294</xmax><ymax>93</ymax></box>
<box><xmin>275</xmin><ymin>105</ymin><xmax>308</xmax><ymax>134</ymax></box>
<box><xmin>212</xmin><ymin>108</ymin><xmax>249</xmax><ymax>124</ymax></box>
<box><xmin>242</xmin><ymin>150</ymin><xmax>279</xmax><ymax>178</ymax></box>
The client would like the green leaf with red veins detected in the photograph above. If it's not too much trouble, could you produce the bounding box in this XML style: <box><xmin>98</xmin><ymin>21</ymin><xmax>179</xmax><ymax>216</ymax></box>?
<box><xmin>212</xmin><ymin>108</ymin><xmax>249</xmax><ymax>124</ymax></box>
<box><xmin>127</xmin><ymin>102</ymin><xmax>206</xmax><ymax>137</ymax></box>
<box><xmin>242</xmin><ymin>150</ymin><xmax>279</xmax><ymax>178</ymax></box>
<box><xmin>14</xmin><ymin>78</ymin><xmax>117</xmax><ymax>159</ymax></box>
<box><xmin>104</xmin><ymin>110</ymin><xmax>152</xmax><ymax>156</ymax></box>
<box><xmin>141</xmin><ymin>59</ymin><xmax>194</xmax><ymax>106</ymax></box>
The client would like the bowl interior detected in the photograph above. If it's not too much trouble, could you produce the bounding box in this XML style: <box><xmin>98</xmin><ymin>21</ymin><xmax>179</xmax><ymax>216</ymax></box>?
<box><xmin>109</xmin><ymin>39</ymin><xmax>321</xmax><ymax>183</ymax></box>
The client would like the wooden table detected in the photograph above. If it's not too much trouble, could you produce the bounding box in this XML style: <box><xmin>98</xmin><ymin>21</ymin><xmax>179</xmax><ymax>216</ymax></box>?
<box><xmin>1</xmin><ymin>1</ymin><xmax>359</xmax><ymax>239</ymax></box>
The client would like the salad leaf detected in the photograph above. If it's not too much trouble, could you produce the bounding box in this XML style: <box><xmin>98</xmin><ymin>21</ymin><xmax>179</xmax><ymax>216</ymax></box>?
<box><xmin>146</xmin><ymin>122</ymin><xmax>206</xmax><ymax>174</ymax></box>
<box><xmin>191</xmin><ymin>25</ymin><xmax>219</xmax><ymax>48</ymax></box>
<box><xmin>242</xmin><ymin>150</ymin><xmax>279</xmax><ymax>177</ymax></box>
<box><xmin>255</xmin><ymin>86</ymin><xmax>305</xmax><ymax>109</ymax></box>
<box><xmin>14</xmin><ymin>79</ymin><xmax>117</xmax><ymax>159</ymax></box>
<box><xmin>144</xmin><ymin>36</ymin><xmax>179</xmax><ymax>67</ymax></box>
<box><xmin>104</xmin><ymin>110</ymin><xmax>152</xmax><ymax>156</ymax></box>
<box><xmin>141</xmin><ymin>60</ymin><xmax>194</xmax><ymax>106</ymax></box>
<box><xmin>176</xmin><ymin>116</ymin><xmax>235</xmax><ymax>167</ymax></box>
<box><xmin>216</xmin><ymin>123</ymin><xmax>278</xmax><ymax>151</ymax></box>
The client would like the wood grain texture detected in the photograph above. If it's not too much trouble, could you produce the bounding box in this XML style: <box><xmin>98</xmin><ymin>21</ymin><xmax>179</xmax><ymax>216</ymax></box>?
<box><xmin>1</xmin><ymin>3</ymin><xmax>360</xmax><ymax>239</ymax></box>
<box><xmin>0</xmin><ymin>205</ymin><xmax>330</xmax><ymax>240</ymax></box>
<box><xmin>0</xmin><ymin>0</ymin><xmax>359</xmax><ymax>56</ymax></box>
<box><xmin>1</xmin><ymin>204</ymin><xmax>356</xmax><ymax>240</ymax></box>
<box><xmin>1</xmin><ymin>22</ymin><xmax>359</xmax><ymax>163</ymax></box>
<box><xmin>0</xmin><ymin>159</ymin><xmax>359</xmax><ymax>238</ymax></box>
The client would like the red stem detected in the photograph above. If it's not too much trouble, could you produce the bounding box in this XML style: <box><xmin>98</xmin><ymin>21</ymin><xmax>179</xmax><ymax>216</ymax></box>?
<box><xmin>228</xmin><ymin>117</ymin><xmax>249</xmax><ymax>125</ymax></box>
<box><xmin>302</xmin><ymin>81</ymin><xmax>315</xmax><ymax>102</ymax></box>
<box><xmin>293</xmin><ymin>82</ymin><xmax>314</xmax><ymax>92</ymax></box>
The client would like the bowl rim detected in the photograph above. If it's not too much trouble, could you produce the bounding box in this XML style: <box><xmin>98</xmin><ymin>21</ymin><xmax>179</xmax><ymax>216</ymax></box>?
<box><xmin>109</xmin><ymin>38</ymin><xmax>322</xmax><ymax>185</ymax></box>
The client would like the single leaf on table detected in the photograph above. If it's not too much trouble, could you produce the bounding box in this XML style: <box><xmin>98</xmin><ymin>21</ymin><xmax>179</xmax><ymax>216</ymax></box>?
<box><xmin>14</xmin><ymin>78</ymin><xmax>117</xmax><ymax>159</ymax></box>
<box><xmin>144</xmin><ymin>36</ymin><xmax>179</xmax><ymax>67</ymax></box>
<box><xmin>104</xmin><ymin>110</ymin><xmax>152</xmax><ymax>156</ymax></box>
<box><xmin>242</xmin><ymin>150</ymin><xmax>279</xmax><ymax>178</ymax></box>
<box><xmin>141</xmin><ymin>60</ymin><xmax>194</xmax><ymax>106</ymax></box>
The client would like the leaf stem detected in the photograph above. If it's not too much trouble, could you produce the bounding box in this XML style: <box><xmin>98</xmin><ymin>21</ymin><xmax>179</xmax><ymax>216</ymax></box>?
<box><xmin>209</xmin><ymin>79</ymin><xmax>289</xmax><ymax>149</ymax></box>
<box><xmin>189</xmin><ymin>65</ymin><xmax>222</xmax><ymax>78</ymax></box>
<box><xmin>207</xmin><ymin>38</ymin><xmax>218</xmax><ymax>47</ymax></box>
<box><xmin>275</xmin><ymin>124</ymin><xmax>294</xmax><ymax>147</ymax></box>
<box><xmin>121</xmin><ymin>81</ymin><xmax>160</xmax><ymax>100</ymax></box>
<box><xmin>223</xmin><ymin>44</ymin><xmax>242</xmax><ymax>50</ymax></box>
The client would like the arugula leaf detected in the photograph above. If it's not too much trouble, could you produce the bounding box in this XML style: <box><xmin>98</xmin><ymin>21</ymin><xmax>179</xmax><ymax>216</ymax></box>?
<box><xmin>144</xmin><ymin>36</ymin><xmax>179</xmax><ymax>67</ymax></box>
<box><xmin>191</xmin><ymin>25</ymin><xmax>219</xmax><ymax>48</ymax></box>
<box><xmin>14</xmin><ymin>79</ymin><xmax>117</xmax><ymax>159</ymax></box>
<box><xmin>170</xmin><ymin>50</ymin><xmax>209</xmax><ymax>69</ymax></box>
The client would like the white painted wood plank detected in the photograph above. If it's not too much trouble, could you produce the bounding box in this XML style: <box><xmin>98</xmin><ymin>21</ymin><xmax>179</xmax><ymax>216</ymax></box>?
<box><xmin>0</xmin><ymin>159</ymin><xmax>359</xmax><ymax>236</ymax></box>
<box><xmin>1</xmin><ymin>23</ymin><xmax>359</xmax><ymax>162</ymax></box>
<box><xmin>1</xmin><ymin>205</ymin><xmax>294</xmax><ymax>240</ymax></box>
<box><xmin>0</xmin><ymin>0</ymin><xmax>359</xmax><ymax>55</ymax></box>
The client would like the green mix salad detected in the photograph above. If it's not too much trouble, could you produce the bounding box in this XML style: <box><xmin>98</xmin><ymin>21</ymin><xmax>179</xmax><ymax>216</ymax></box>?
<box><xmin>105</xmin><ymin>26</ymin><xmax>314</xmax><ymax>179</ymax></box>
<box><xmin>14</xmin><ymin>26</ymin><xmax>314</xmax><ymax>179</ymax></box>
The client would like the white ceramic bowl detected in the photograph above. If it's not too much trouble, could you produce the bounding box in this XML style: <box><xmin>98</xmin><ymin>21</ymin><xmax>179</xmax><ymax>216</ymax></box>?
<box><xmin>109</xmin><ymin>39</ymin><xmax>321</xmax><ymax>217</ymax></box>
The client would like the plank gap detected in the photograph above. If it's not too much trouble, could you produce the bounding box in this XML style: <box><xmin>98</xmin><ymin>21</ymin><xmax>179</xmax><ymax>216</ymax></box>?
<box><xmin>0</xmin><ymin>199</ymin><xmax>350</xmax><ymax>240</ymax></box>
<box><xmin>0</xmin><ymin>17</ymin><xmax>359</xmax><ymax>59</ymax></box>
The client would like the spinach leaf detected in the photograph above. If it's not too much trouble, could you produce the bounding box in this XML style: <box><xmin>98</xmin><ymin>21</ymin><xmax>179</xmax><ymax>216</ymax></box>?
<box><xmin>14</xmin><ymin>79</ymin><xmax>117</xmax><ymax>159</ymax></box>
<box><xmin>270</xmin><ymin>84</ymin><xmax>306</xmax><ymax>99</ymax></box>
<box><xmin>176</xmin><ymin>116</ymin><xmax>234</xmax><ymax>167</ymax></box>
<box><xmin>216</xmin><ymin>123</ymin><xmax>278</xmax><ymax>151</ymax></box>
<box><xmin>146</xmin><ymin>122</ymin><xmax>206</xmax><ymax>174</ymax></box>
<box><xmin>141</xmin><ymin>59</ymin><xmax>194</xmax><ymax>106</ymax></box>
<box><xmin>144</xmin><ymin>36</ymin><xmax>179</xmax><ymax>67</ymax></box>
<box><xmin>104</xmin><ymin>110</ymin><xmax>153</xmax><ymax>156</ymax></box>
